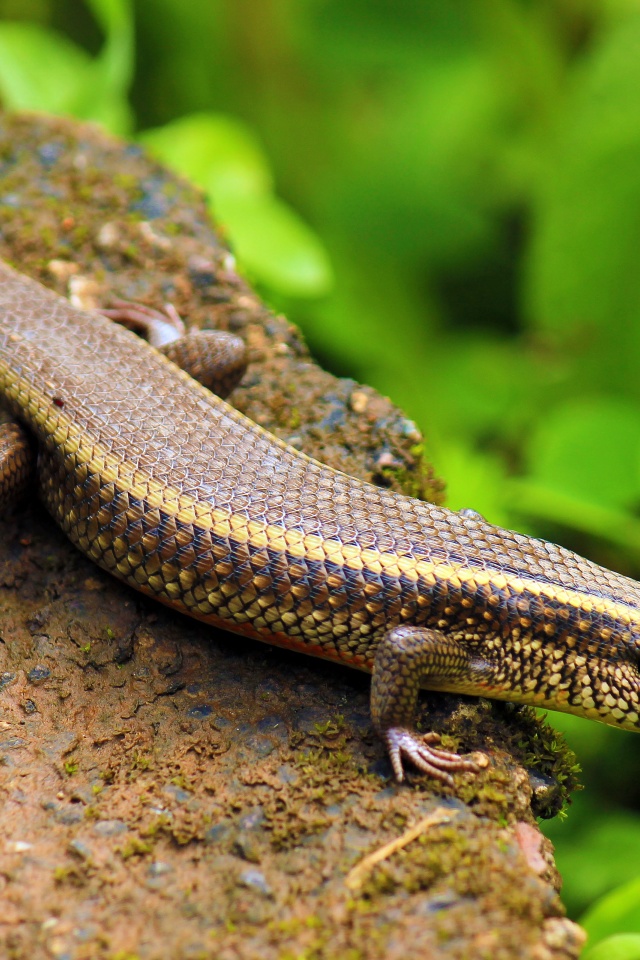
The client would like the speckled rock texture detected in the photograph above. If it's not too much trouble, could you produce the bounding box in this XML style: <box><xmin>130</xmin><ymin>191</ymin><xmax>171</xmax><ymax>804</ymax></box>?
<box><xmin>0</xmin><ymin>113</ymin><xmax>583</xmax><ymax>960</ymax></box>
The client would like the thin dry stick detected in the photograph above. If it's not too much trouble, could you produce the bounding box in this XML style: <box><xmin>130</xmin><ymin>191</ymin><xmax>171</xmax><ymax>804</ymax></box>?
<box><xmin>344</xmin><ymin>806</ymin><xmax>459</xmax><ymax>892</ymax></box>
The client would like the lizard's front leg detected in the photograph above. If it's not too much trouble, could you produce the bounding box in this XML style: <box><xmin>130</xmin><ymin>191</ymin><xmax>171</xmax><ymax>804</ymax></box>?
<box><xmin>371</xmin><ymin>625</ymin><xmax>484</xmax><ymax>783</ymax></box>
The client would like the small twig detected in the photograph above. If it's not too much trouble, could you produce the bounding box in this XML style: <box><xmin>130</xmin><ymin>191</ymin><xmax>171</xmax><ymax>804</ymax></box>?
<box><xmin>344</xmin><ymin>806</ymin><xmax>459</xmax><ymax>891</ymax></box>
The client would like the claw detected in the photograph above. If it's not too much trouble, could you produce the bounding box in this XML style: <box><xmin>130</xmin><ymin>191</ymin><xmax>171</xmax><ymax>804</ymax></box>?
<box><xmin>100</xmin><ymin>300</ymin><xmax>185</xmax><ymax>347</ymax></box>
<box><xmin>384</xmin><ymin>727</ymin><xmax>480</xmax><ymax>784</ymax></box>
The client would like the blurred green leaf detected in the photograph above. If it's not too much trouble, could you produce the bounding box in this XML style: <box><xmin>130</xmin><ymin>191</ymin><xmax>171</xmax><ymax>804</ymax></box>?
<box><xmin>86</xmin><ymin>0</ymin><xmax>134</xmax><ymax>132</ymax></box>
<box><xmin>0</xmin><ymin>0</ymin><xmax>133</xmax><ymax>133</ymax></box>
<box><xmin>581</xmin><ymin>877</ymin><xmax>640</xmax><ymax>945</ymax></box>
<box><xmin>0</xmin><ymin>22</ymin><xmax>92</xmax><ymax>114</ymax></box>
<box><xmin>141</xmin><ymin>112</ymin><xmax>333</xmax><ymax>297</ymax></box>
<box><xmin>141</xmin><ymin>113</ymin><xmax>273</xmax><ymax>198</ymax></box>
<box><xmin>526</xmin><ymin>15</ymin><xmax>640</xmax><ymax>392</ymax></box>
<box><xmin>525</xmin><ymin>397</ymin><xmax>640</xmax><ymax>509</ymax></box>
<box><xmin>423</xmin><ymin>334</ymin><xmax>551</xmax><ymax>439</ymax></box>
<box><xmin>505</xmin><ymin>477</ymin><xmax>640</xmax><ymax>558</ymax></box>
<box><xmin>429</xmin><ymin>440</ymin><xmax>514</xmax><ymax>529</ymax></box>
<box><xmin>329</xmin><ymin>54</ymin><xmax>511</xmax><ymax>266</ymax></box>
<box><xmin>544</xmin><ymin>804</ymin><xmax>640</xmax><ymax>917</ymax></box>
<box><xmin>88</xmin><ymin>0</ymin><xmax>134</xmax><ymax>90</ymax></box>
<box><xmin>215</xmin><ymin>192</ymin><xmax>333</xmax><ymax>297</ymax></box>
<box><xmin>583</xmin><ymin>933</ymin><xmax>640</xmax><ymax>960</ymax></box>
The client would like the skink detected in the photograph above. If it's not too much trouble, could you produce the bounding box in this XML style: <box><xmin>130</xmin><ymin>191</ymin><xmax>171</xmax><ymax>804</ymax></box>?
<box><xmin>1</xmin><ymin>260</ymin><xmax>640</xmax><ymax>784</ymax></box>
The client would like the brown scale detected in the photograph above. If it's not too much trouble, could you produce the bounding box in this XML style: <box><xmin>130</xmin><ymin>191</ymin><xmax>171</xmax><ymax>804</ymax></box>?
<box><xmin>0</xmin><ymin>411</ymin><xmax>33</xmax><ymax>508</ymax></box>
<box><xmin>2</xmin><ymin>261</ymin><xmax>640</xmax><ymax>783</ymax></box>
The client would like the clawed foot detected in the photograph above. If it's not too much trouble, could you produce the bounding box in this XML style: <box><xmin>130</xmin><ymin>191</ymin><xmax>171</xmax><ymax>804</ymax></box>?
<box><xmin>100</xmin><ymin>301</ymin><xmax>185</xmax><ymax>347</ymax></box>
<box><xmin>384</xmin><ymin>726</ymin><xmax>480</xmax><ymax>785</ymax></box>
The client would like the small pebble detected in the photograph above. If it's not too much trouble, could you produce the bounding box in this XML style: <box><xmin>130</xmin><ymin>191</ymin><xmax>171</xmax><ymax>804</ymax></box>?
<box><xmin>239</xmin><ymin>869</ymin><xmax>271</xmax><ymax>897</ymax></box>
<box><xmin>27</xmin><ymin>666</ymin><xmax>50</xmax><ymax>683</ymax></box>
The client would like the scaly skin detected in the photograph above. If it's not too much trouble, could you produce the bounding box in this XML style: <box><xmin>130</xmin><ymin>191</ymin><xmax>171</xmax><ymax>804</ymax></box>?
<box><xmin>1</xmin><ymin>261</ymin><xmax>639</xmax><ymax>782</ymax></box>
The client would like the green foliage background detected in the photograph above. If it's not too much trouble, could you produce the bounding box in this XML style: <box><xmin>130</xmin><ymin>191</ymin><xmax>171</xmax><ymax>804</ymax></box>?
<box><xmin>2</xmin><ymin>1</ymin><xmax>640</xmax><ymax>954</ymax></box>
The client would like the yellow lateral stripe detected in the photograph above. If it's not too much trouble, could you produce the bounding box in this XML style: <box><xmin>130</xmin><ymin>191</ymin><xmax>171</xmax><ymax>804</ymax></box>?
<box><xmin>5</xmin><ymin>365</ymin><xmax>640</xmax><ymax>631</ymax></box>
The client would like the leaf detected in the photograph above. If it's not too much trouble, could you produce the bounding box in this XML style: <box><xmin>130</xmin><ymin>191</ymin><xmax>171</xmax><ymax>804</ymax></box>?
<box><xmin>525</xmin><ymin>15</ymin><xmax>640</xmax><ymax>390</ymax></box>
<box><xmin>524</xmin><ymin>396</ymin><xmax>640</xmax><ymax>509</ymax></box>
<box><xmin>429</xmin><ymin>440</ymin><xmax>514</xmax><ymax>530</ymax></box>
<box><xmin>141</xmin><ymin>112</ymin><xmax>333</xmax><ymax>296</ymax></box>
<box><xmin>88</xmin><ymin>0</ymin><xmax>134</xmax><ymax>92</ymax></box>
<box><xmin>214</xmin><ymin>192</ymin><xmax>333</xmax><ymax>297</ymax></box>
<box><xmin>583</xmin><ymin>935</ymin><xmax>640</xmax><ymax>960</ymax></box>
<box><xmin>140</xmin><ymin>113</ymin><xmax>272</xmax><ymax>198</ymax></box>
<box><xmin>86</xmin><ymin>0</ymin><xmax>135</xmax><ymax>132</ymax></box>
<box><xmin>423</xmin><ymin>334</ymin><xmax>543</xmax><ymax>439</ymax></box>
<box><xmin>581</xmin><ymin>877</ymin><xmax>640</xmax><ymax>945</ymax></box>
<box><xmin>0</xmin><ymin>22</ymin><xmax>93</xmax><ymax>114</ymax></box>
<box><xmin>505</xmin><ymin>478</ymin><xmax>640</xmax><ymax>558</ymax></box>
<box><xmin>0</xmin><ymin>4</ymin><xmax>134</xmax><ymax>135</ymax></box>
<box><xmin>544</xmin><ymin>803</ymin><xmax>640</xmax><ymax>918</ymax></box>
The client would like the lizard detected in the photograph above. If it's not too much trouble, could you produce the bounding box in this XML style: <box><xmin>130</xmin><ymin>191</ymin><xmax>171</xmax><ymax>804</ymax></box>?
<box><xmin>1</xmin><ymin>259</ymin><xmax>639</xmax><ymax>783</ymax></box>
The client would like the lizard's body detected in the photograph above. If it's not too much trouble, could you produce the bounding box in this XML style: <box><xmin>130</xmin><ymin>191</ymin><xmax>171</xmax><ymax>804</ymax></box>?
<box><xmin>1</xmin><ymin>261</ymin><xmax>639</xmax><ymax>781</ymax></box>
